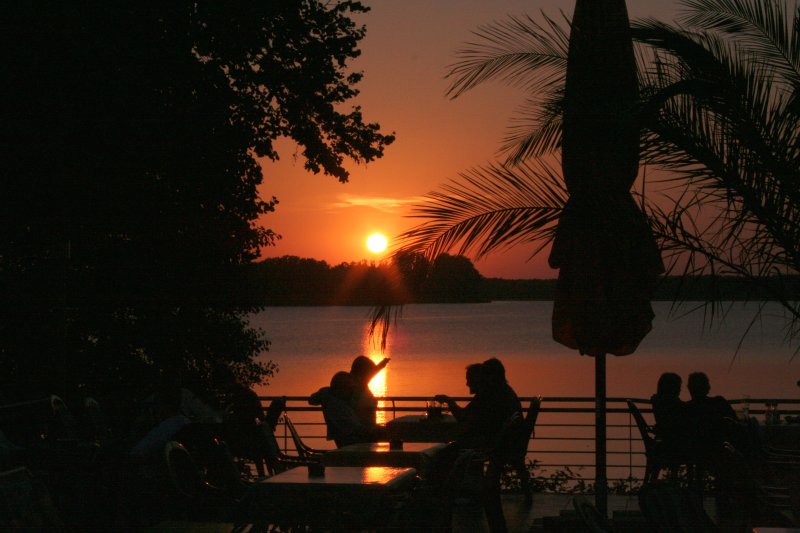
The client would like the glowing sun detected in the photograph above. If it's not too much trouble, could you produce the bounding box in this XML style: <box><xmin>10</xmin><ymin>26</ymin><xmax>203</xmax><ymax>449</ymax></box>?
<box><xmin>366</xmin><ymin>233</ymin><xmax>388</xmax><ymax>254</ymax></box>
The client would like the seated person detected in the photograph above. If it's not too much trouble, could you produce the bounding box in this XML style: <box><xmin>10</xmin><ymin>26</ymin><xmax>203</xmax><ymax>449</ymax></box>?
<box><xmin>482</xmin><ymin>358</ymin><xmax>523</xmax><ymax>422</ymax></box>
<box><xmin>129</xmin><ymin>385</ymin><xmax>190</xmax><ymax>465</ymax></box>
<box><xmin>436</xmin><ymin>362</ymin><xmax>520</xmax><ymax>451</ymax></box>
<box><xmin>686</xmin><ymin>371</ymin><xmax>753</xmax><ymax>458</ymax></box>
<box><xmin>349</xmin><ymin>355</ymin><xmax>389</xmax><ymax>428</ymax></box>
<box><xmin>434</xmin><ymin>362</ymin><xmax>521</xmax><ymax>533</ymax></box>
<box><xmin>650</xmin><ymin>372</ymin><xmax>694</xmax><ymax>460</ymax></box>
<box><xmin>212</xmin><ymin>365</ymin><xmax>273</xmax><ymax>476</ymax></box>
<box><xmin>309</xmin><ymin>371</ymin><xmax>384</xmax><ymax>447</ymax></box>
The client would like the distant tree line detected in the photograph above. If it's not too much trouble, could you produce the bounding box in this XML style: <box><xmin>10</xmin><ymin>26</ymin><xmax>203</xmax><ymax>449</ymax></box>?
<box><xmin>244</xmin><ymin>253</ymin><xmax>488</xmax><ymax>305</ymax></box>
<box><xmin>244</xmin><ymin>255</ymin><xmax>800</xmax><ymax>305</ymax></box>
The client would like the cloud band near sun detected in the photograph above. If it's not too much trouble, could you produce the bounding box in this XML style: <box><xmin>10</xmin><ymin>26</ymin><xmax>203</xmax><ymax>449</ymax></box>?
<box><xmin>329</xmin><ymin>194</ymin><xmax>425</xmax><ymax>214</ymax></box>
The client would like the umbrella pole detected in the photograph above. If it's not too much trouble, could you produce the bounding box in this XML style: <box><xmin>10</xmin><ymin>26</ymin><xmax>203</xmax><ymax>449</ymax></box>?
<box><xmin>595</xmin><ymin>352</ymin><xmax>608</xmax><ymax>518</ymax></box>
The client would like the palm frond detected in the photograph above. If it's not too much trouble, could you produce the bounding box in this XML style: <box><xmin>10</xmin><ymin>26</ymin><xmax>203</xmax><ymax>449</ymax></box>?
<box><xmin>635</xmin><ymin>16</ymin><xmax>800</xmax><ymax>276</ymax></box>
<box><xmin>501</xmin><ymin>91</ymin><xmax>565</xmax><ymax>165</ymax></box>
<box><xmin>445</xmin><ymin>12</ymin><xmax>570</xmax><ymax>99</ymax></box>
<box><xmin>678</xmin><ymin>0</ymin><xmax>800</xmax><ymax>88</ymax></box>
<box><xmin>394</xmin><ymin>158</ymin><xmax>567</xmax><ymax>261</ymax></box>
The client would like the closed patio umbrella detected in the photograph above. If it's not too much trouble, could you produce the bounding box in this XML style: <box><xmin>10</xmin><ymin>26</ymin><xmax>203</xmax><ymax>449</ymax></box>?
<box><xmin>548</xmin><ymin>0</ymin><xmax>664</xmax><ymax>516</ymax></box>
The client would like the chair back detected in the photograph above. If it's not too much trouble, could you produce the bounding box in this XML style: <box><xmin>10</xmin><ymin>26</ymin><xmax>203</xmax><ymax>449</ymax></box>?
<box><xmin>524</xmin><ymin>397</ymin><xmax>541</xmax><ymax>432</ymax></box>
<box><xmin>0</xmin><ymin>397</ymin><xmax>70</xmax><ymax>446</ymax></box>
<box><xmin>513</xmin><ymin>398</ymin><xmax>542</xmax><ymax>460</ymax></box>
<box><xmin>283</xmin><ymin>414</ymin><xmax>319</xmax><ymax>459</ymax></box>
<box><xmin>165</xmin><ymin>441</ymin><xmax>204</xmax><ymax>498</ymax></box>
<box><xmin>493</xmin><ymin>398</ymin><xmax>541</xmax><ymax>464</ymax></box>
<box><xmin>627</xmin><ymin>399</ymin><xmax>656</xmax><ymax>453</ymax></box>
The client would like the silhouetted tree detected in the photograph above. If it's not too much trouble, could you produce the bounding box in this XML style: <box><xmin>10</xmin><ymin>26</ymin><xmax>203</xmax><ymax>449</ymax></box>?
<box><xmin>394</xmin><ymin>251</ymin><xmax>433</xmax><ymax>301</ymax></box>
<box><xmin>1</xmin><ymin>2</ymin><xmax>393</xmax><ymax>408</ymax></box>
<box><xmin>422</xmin><ymin>254</ymin><xmax>486</xmax><ymax>302</ymax></box>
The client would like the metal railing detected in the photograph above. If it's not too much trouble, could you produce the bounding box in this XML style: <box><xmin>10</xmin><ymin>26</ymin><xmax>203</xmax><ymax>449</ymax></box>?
<box><xmin>262</xmin><ymin>395</ymin><xmax>800</xmax><ymax>488</ymax></box>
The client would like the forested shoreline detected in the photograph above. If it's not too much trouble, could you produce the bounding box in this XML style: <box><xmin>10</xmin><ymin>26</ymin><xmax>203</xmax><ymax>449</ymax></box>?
<box><xmin>245</xmin><ymin>255</ymin><xmax>800</xmax><ymax>306</ymax></box>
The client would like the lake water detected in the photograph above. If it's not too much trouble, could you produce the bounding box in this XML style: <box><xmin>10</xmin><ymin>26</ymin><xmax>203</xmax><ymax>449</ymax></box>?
<box><xmin>250</xmin><ymin>301</ymin><xmax>800</xmax><ymax>402</ymax></box>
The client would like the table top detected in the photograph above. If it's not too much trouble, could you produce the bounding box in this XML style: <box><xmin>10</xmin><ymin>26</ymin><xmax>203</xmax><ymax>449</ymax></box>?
<box><xmin>388</xmin><ymin>414</ymin><xmax>459</xmax><ymax>425</ymax></box>
<box><xmin>326</xmin><ymin>441</ymin><xmax>447</xmax><ymax>454</ymax></box>
<box><xmin>245</xmin><ymin>466</ymin><xmax>418</xmax><ymax>528</ymax></box>
<box><xmin>259</xmin><ymin>465</ymin><xmax>416</xmax><ymax>490</ymax></box>
<box><xmin>321</xmin><ymin>441</ymin><xmax>447</xmax><ymax>471</ymax></box>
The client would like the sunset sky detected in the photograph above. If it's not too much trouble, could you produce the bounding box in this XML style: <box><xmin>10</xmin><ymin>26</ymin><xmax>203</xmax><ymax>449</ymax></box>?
<box><xmin>257</xmin><ymin>0</ymin><xmax>680</xmax><ymax>279</ymax></box>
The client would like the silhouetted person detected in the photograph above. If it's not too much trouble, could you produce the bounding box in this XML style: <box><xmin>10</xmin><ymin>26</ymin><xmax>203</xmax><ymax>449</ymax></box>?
<box><xmin>435</xmin><ymin>363</ymin><xmax>520</xmax><ymax>533</ymax></box>
<box><xmin>309</xmin><ymin>371</ymin><xmax>382</xmax><ymax>447</ymax></box>
<box><xmin>686</xmin><ymin>371</ymin><xmax>755</xmax><ymax>461</ymax></box>
<box><xmin>129</xmin><ymin>385</ymin><xmax>189</xmax><ymax>464</ymax></box>
<box><xmin>349</xmin><ymin>355</ymin><xmax>389</xmax><ymax>428</ymax></box>
<box><xmin>482</xmin><ymin>357</ymin><xmax>523</xmax><ymax>421</ymax></box>
<box><xmin>213</xmin><ymin>365</ymin><xmax>271</xmax><ymax>476</ymax></box>
<box><xmin>650</xmin><ymin>372</ymin><xmax>694</xmax><ymax>459</ymax></box>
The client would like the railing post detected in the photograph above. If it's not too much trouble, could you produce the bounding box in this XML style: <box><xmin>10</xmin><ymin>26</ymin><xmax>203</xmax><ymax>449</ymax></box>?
<box><xmin>595</xmin><ymin>353</ymin><xmax>608</xmax><ymax>518</ymax></box>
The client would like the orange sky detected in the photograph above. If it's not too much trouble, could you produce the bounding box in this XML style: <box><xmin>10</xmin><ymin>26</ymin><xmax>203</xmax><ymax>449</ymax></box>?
<box><xmin>257</xmin><ymin>0</ymin><xmax>679</xmax><ymax>279</ymax></box>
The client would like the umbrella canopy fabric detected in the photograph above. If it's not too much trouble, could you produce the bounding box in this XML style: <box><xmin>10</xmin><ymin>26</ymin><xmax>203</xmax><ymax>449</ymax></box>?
<box><xmin>549</xmin><ymin>0</ymin><xmax>664</xmax><ymax>358</ymax></box>
<box><xmin>549</xmin><ymin>0</ymin><xmax>664</xmax><ymax>517</ymax></box>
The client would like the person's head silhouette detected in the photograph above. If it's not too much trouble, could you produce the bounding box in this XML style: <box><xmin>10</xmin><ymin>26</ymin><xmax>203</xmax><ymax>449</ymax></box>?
<box><xmin>687</xmin><ymin>372</ymin><xmax>711</xmax><ymax>400</ymax></box>
<box><xmin>482</xmin><ymin>357</ymin><xmax>507</xmax><ymax>388</ymax></box>
<box><xmin>465</xmin><ymin>363</ymin><xmax>486</xmax><ymax>395</ymax></box>
<box><xmin>330</xmin><ymin>371</ymin><xmax>355</xmax><ymax>400</ymax></box>
<box><xmin>350</xmin><ymin>356</ymin><xmax>378</xmax><ymax>386</ymax></box>
<box><xmin>656</xmin><ymin>372</ymin><xmax>682</xmax><ymax>399</ymax></box>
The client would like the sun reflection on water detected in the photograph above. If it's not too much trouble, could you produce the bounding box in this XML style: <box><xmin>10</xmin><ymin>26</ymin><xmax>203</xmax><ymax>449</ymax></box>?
<box><xmin>363</xmin><ymin>326</ymin><xmax>389</xmax><ymax>425</ymax></box>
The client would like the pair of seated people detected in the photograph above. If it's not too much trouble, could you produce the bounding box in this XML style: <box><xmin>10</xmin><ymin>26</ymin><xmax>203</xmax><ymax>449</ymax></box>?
<box><xmin>651</xmin><ymin>372</ymin><xmax>747</xmax><ymax>460</ymax></box>
<box><xmin>308</xmin><ymin>356</ymin><xmax>389</xmax><ymax>447</ymax></box>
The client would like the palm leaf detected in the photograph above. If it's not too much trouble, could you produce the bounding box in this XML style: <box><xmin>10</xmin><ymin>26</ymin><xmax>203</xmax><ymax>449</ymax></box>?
<box><xmin>445</xmin><ymin>12</ymin><xmax>570</xmax><ymax>99</ymax></box>
<box><xmin>678</xmin><ymin>0</ymin><xmax>800</xmax><ymax>89</ymax></box>
<box><xmin>501</xmin><ymin>90</ymin><xmax>565</xmax><ymax>165</ymax></box>
<box><xmin>394</xmin><ymin>158</ymin><xmax>567</xmax><ymax>261</ymax></box>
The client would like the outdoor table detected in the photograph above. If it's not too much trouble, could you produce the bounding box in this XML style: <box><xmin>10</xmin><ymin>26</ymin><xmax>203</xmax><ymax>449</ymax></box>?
<box><xmin>385</xmin><ymin>414</ymin><xmax>464</xmax><ymax>443</ymax></box>
<box><xmin>243</xmin><ymin>465</ymin><xmax>417</xmax><ymax>530</ymax></box>
<box><xmin>322</xmin><ymin>441</ymin><xmax>447</xmax><ymax>477</ymax></box>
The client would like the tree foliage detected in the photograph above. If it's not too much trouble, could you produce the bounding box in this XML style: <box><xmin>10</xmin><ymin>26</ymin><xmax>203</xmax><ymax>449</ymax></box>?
<box><xmin>1</xmin><ymin>1</ymin><xmax>394</xmax><ymax>407</ymax></box>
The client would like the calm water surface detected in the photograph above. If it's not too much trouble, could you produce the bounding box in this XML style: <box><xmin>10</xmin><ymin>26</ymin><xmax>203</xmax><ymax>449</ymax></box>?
<box><xmin>250</xmin><ymin>301</ymin><xmax>799</xmax><ymax>401</ymax></box>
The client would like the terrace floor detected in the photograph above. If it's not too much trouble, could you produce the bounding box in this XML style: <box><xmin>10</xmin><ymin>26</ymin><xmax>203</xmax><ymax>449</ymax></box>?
<box><xmin>143</xmin><ymin>493</ymin><xmax>706</xmax><ymax>532</ymax></box>
<box><xmin>453</xmin><ymin>492</ymin><xmax>647</xmax><ymax>532</ymax></box>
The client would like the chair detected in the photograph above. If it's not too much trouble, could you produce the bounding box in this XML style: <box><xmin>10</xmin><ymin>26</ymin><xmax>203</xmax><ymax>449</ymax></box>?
<box><xmin>627</xmin><ymin>399</ymin><xmax>698</xmax><ymax>485</ymax></box>
<box><xmin>448</xmin><ymin>397</ymin><xmax>542</xmax><ymax>533</ymax></box>
<box><xmin>260</xmin><ymin>421</ymin><xmax>321</xmax><ymax>476</ymax></box>
<box><xmin>165</xmin><ymin>441</ymin><xmax>206</xmax><ymax>500</ymax></box>
<box><xmin>511</xmin><ymin>397</ymin><xmax>541</xmax><ymax>504</ymax></box>
<box><xmin>174</xmin><ymin>424</ymin><xmax>251</xmax><ymax>497</ymax></box>
<box><xmin>164</xmin><ymin>440</ymin><xmax>245</xmax><ymax>522</ymax></box>
<box><xmin>282</xmin><ymin>414</ymin><xmax>325</xmax><ymax>460</ymax></box>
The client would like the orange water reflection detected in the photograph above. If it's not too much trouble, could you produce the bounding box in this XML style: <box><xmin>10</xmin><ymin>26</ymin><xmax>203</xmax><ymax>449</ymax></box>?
<box><xmin>363</xmin><ymin>326</ymin><xmax>389</xmax><ymax>425</ymax></box>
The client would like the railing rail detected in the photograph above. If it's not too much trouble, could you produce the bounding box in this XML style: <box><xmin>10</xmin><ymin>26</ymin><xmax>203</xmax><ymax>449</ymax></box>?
<box><xmin>261</xmin><ymin>395</ymin><xmax>800</xmax><ymax>487</ymax></box>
